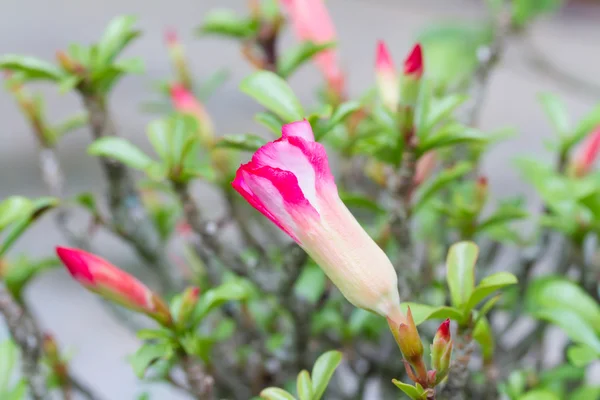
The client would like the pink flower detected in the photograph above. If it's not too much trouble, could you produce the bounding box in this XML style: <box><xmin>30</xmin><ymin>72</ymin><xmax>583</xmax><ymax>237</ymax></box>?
<box><xmin>403</xmin><ymin>43</ymin><xmax>423</xmax><ymax>78</ymax></box>
<box><xmin>375</xmin><ymin>40</ymin><xmax>399</xmax><ymax>110</ymax></box>
<box><xmin>56</xmin><ymin>247</ymin><xmax>171</xmax><ymax>325</ymax></box>
<box><xmin>280</xmin><ymin>0</ymin><xmax>345</xmax><ymax>96</ymax></box>
<box><xmin>572</xmin><ymin>128</ymin><xmax>600</xmax><ymax>177</ymax></box>
<box><xmin>232</xmin><ymin>120</ymin><xmax>402</xmax><ymax>320</ymax></box>
<box><xmin>169</xmin><ymin>83</ymin><xmax>214</xmax><ymax>143</ymax></box>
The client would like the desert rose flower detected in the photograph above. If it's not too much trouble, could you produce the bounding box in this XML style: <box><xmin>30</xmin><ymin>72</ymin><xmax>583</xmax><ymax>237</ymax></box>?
<box><xmin>571</xmin><ymin>127</ymin><xmax>600</xmax><ymax>177</ymax></box>
<box><xmin>375</xmin><ymin>40</ymin><xmax>399</xmax><ymax>111</ymax></box>
<box><xmin>232</xmin><ymin>120</ymin><xmax>404</xmax><ymax>322</ymax></box>
<box><xmin>56</xmin><ymin>247</ymin><xmax>171</xmax><ymax>325</ymax></box>
<box><xmin>280</xmin><ymin>0</ymin><xmax>345</xmax><ymax>97</ymax></box>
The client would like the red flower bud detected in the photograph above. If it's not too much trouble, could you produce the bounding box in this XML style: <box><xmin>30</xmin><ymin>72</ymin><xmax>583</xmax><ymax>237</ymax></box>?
<box><xmin>571</xmin><ymin>127</ymin><xmax>600</xmax><ymax>177</ymax></box>
<box><xmin>403</xmin><ymin>43</ymin><xmax>423</xmax><ymax>78</ymax></box>
<box><xmin>431</xmin><ymin>319</ymin><xmax>453</xmax><ymax>384</ymax></box>
<box><xmin>177</xmin><ymin>286</ymin><xmax>201</xmax><ymax>325</ymax></box>
<box><xmin>56</xmin><ymin>247</ymin><xmax>172</xmax><ymax>326</ymax></box>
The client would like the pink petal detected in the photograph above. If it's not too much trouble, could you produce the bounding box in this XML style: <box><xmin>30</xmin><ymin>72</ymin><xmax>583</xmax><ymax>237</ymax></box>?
<box><xmin>403</xmin><ymin>43</ymin><xmax>423</xmax><ymax>77</ymax></box>
<box><xmin>281</xmin><ymin>120</ymin><xmax>315</xmax><ymax>141</ymax></box>
<box><xmin>376</xmin><ymin>40</ymin><xmax>395</xmax><ymax>74</ymax></box>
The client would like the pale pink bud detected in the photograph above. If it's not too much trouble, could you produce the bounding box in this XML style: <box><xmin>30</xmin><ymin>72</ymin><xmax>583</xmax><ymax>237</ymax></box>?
<box><xmin>280</xmin><ymin>0</ymin><xmax>345</xmax><ymax>97</ymax></box>
<box><xmin>169</xmin><ymin>83</ymin><xmax>214</xmax><ymax>144</ymax></box>
<box><xmin>56</xmin><ymin>247</ymin><xmax>171</xmax><ymax>325</ymax></box>
<box><xmin>232</xmin><ymin>120</ymin><xmax>402</xmax><ymax>319</ymax></box>
<box><xmin>375</xmin><ymin>40</ymin><xmax>399</xmax><ymax>110</ymax></box>
<box><xmin>413</xmin><ymin>151</ymin><xmax>436</xmax><ymax>186</ymax></box>
<box><xmin>164</xmin><ymin>28</ymin><xmax>179</xmax><ymax>48</ymax></box>
<box><xmin>571</xmin><ymin>127</ymin><xmax>600</xmax><ymax>177</ymax></box>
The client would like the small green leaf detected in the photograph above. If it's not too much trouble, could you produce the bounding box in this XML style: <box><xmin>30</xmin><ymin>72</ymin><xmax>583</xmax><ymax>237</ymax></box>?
<box><xmin>0</xmin><ymin>55</ymin><xmax>65</xmax><ymax>81</ymax></box>
<box><xmin>391</xmin><ymin>379</ymin><xmax>427</xmax><ymax>399</ymax></box>
<box><xmin>311</xmin><ymin>350</ymin><xmax>342</xmax><ymax>400</ymax></box>
<box><xmin>296</xmin><ymin>370</ymin><xmax>314</xmax><ymax>400</ymax></box>
<box><xmin>52</xmin><ymin>113</ymin><xmax>88</xmax><ymax>143</ymax></box>
<box><xmin>129</xmin><ymin>343</ymin><xmax>173</xmax><ymax>379</ymax></box>
<box><xmin>4</xmin><ymin>256</ymin><xmax>60</xmax><ymax>300</ymax></box>
<box><xmin>0</xmin><ymin>340</ymin><xmax>18</xmax><ymax>391</ymax></box>
<box><xmin>412</xmin><ymin>162</ymin><xmax>472</xmax><ymax>213</ymax></box>
<box><xmin>260</xmin><ymin>388</ymin><xmax>296</xmax><ymax>400</ymax></box>
<box><xmin>571</xmin><ymin>385</ymin><xmax>600</xmax><ymax>400</ymax></box>
<box><xmin>255</xmin><ymin>112</ymin><xmax>284</xmax><ymax>136</ymax></box>
<box><xmin>136</xmin><ymin>328</ymin><xmax>173</xmax><ymax>341</ymax></box>
<box><xmin>216</xmin><ymin>134</ymin><xmax>267</xmax><ymax>152</ymax></box>
<box><xmin>400</xmin><ymin>303</ymin><xmax>463</xmax><ymax>325</ymax></box>
<box><xmin>88</xmin><ymin>137</ymin><xmax>155</xmax><ymax>171</ymax></box>
<box><xmin>538</xmin><ymin>93</ymin><xmax>570</xmax><ymax>136</ymax></box>
<box><xmin>567</xmin><ymin>344</ymin><xmax>600</xmax><ymax>367</ymax></box>
<box><xmin>58</xmin><ymin>75</ymin><xmax>81</xmax><ymax>94</ymax></box>
<box><xmin>419</xmin><ymin>124</ymin><xmax>488</xmax><ymax>154</ymax></box>
<box><xmin>565</xmin><ymin>104</ymin><xmax>600</xmax><ymax>151</ymax></box>
<box><xmin>518</xmin><ymin>390</ymin><xmax>561</xmax><ymax>400</ymax></box>
<box><xmin>240</xmin><ymin>71</ymin><xmax>305</xmax><ymax>122</ymax></box>
<box><xmin>193</xmin><ymin>281</ymin><xmax>251</xmax><ymax>323</ymax></box>
<box><xmin>476</xmin><ymin>208</ymin><xmax>529</xmax><ymax>233</ymax></box>
<box><xmin>0</xmin><ymin>196</ymin><xmax>33</xmax><ymax>231</ymax></box>
<box><xmin>316</xmin><ymin>101</ymin><xmax>362</xmax><ymax>141</ymax></box>
<box><xmin>446</xmin><ymin>241</ymin><xmax>479</xmax><ymax>309</ymax></box>
<box><xmin>278</xmin><ymin>41</ymin><xmax>336</xmax><ymax>78</ymax></box>
<box><xmin>198</xmin><ymin>10</ymin><xmax>258</xmax><ymax>39</ymax></box>
<box><xmin>534</xmin><ymin>309</ymin><xmax>600</xmax><ymax>353</ymax></box>
<box><xmin>464</xmin><ymin>272</ymin><xmax>517</xmax><ymax>312</ymax></box>
<box><xmin>96</xmin><ymin>15</ymin><xmax>140</xmax><ymax>67</ymax></box>
<box><xmin>421</xmin><ymin>93</ymin><xmax>468</xmax><ymax>137</ymax></box>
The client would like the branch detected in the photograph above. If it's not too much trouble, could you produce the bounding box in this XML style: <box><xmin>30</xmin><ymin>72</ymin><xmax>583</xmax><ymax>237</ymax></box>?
<box><xmin>439</xmin><ymin>326</ymin><xmax>475</xmax><ymax>400</ymax></box>
<box><xmin>0</xmin><ymin>285</ymin><xmax>47</xmax><ymax>400</ymax></box>
<box><xmin>180</xmin><ymin>353</ymin><xmax>215</xmax><ymax>400</ymax></box>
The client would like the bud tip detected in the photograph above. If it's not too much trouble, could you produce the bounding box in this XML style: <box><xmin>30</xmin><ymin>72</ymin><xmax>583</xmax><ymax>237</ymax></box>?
<box><xmin>403</xmin><ymin>43</ymin><xmax>423</xmax><ymax>76</ymax></box>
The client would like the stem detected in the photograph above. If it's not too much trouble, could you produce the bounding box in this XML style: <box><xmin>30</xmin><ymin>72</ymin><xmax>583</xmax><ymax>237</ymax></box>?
<box><xmin>180</xmin><ymin>353</ymin><xmax>215</xmax><ymax>400</ymax></box>
<box><xmin>80</xmin><ymin>93</ymin><xmax>176</xmax><ymax>290</ymax></box>
<box><xmin>0</xmin><ymin>285</ymin><xmax>47</xmax><ymax>400</ymax></box>
<box><xmin>439</xmin><ymin>326</ymin><xmax>474</xmax><ymax>400</ymax></box>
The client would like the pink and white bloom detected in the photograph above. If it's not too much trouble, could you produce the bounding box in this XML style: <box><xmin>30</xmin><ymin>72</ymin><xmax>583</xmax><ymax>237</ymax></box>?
<box><xmin>170</xmin><ymin>83</ymin><xmax>214</xmax><ymax>144</ymax></box>
<box><xmin>375</xmin><ymin>40</ymin><xmax>399</xmax><ymax>110</ymax></box>
<box><xmin>280</xmin><ymin>0</ymin><xmax>345</xmax><ymax>97</ymax></box>
<box><xmin>56</xmin><ymin>247</ymin><xmax>171</xmax><ymax>325</ymax></box>
<box><xmin>232</xmin><ymin>120</ymin><xmax>403</xmax><ymax>321</ymax></box>
<box><xmin>571</xmin><ymin>127</ymin><xmax>600</xmax><ymax>177</ymax></box>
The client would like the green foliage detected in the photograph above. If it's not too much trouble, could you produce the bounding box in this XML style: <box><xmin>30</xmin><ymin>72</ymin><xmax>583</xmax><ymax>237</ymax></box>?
<box><xmin>240</xmin><ymin>71</ymin><xmax>305</xmax><ymax>122</ymax></box>
<box><xmin>0</xmin><ymin>55</ymin><xmax>65</xmax><ymax>82</ymax></box>
<box><xmin>278</xmin><ymin>41</ymin><xmax>336</xmax><ymax>79</ymax></box>
<box><xmin>215</xmin><ymin>134</ymin><xmax>267</xmax><ymax>152</ymax></box>
<box><xmin>0</xmin><ymin>340</ymin><xmax>27</xmax><ymax>400</ymax></box>
<box><xmin>192</xmin><ymin>281</ymin><xmax>252</xmax><ymax>324</ymax></box>
<box><xmin>197</xmin><ymin>9</ymin><xmax>259</xmax><ymax>39</ymax></box>
<box><xmin>392</xmin><ymin>379</ymin><xmax>428</xmax><ymax>400</ymax></box>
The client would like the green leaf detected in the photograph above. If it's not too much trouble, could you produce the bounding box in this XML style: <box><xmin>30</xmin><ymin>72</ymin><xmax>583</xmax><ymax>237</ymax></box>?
<box><xmin>0</xmin><ymin>340</ymin><xmax>18</xmax><ymax>391</ymax></box>
<box><xmin>518</xmin><ymin>390</ymin><xmax>561</xmax><ymax>400</ymax></box>
<box><xmin>260</xmin><ymin>388</ymin><xmax>296</xmax><ymax>400</ymax></box>
<box><xmin>311</xmin><ymin>350</ymin><xmax>343</xmax><ymax>400</ymax></box>
<box><xmin>96</xmin><ymin>15</ymin><xmax>140</xmax><ymax>67</ymax></box>
<box><xmin>0</xmin><ymin>55</ymin><xmax>65</xmax><ymax>81</ymax></box>
<box><xmin>216</xmin><ymin>134</ymin><xmax>267</xmax><ymax>152</ymax></box>
<box><xmin>0</xmin><ymin>197</ymin><xmax>59</xmax><ymax>256</ymax></box>
<box><xmin>400</xmin><ymin>303</ymin><xmax>463</xmax><ymax>325</ymax></box>
<box><xmin>391</xmin><ymin>380</ymin><xmax>427</xmax><ymax>399</ymax></box>
<box><xmin>419</xmin><ymin>124</ymin><xmax>488</xmax><ymax>154</ymax></box>
<box><xmin>565</xmin><ymin>104</ymin><xmax>600</xmax><ymax>151</ymax></box>
<box><xmin>296</xmin><ymin>370</ymin><xmax>314</xmax><ymax>400</ymax></box>
<box><xmin>0</xmin><ymin>196</ymin><xmax>33</xmax><ymax>231</ymax></box>
<box><xmin>57</xmin><ymin>75</ymin><xmax>82</xmax><ymax>94</ymax></box>
<box><xmin>240</xmin><ymin>71</ymin><xmax>305</xmax><ymax>122</ymax></box>
<box><xmin>339</xmin><ymin>191</ymin><xmax>385</xmax><ymax>214</ymax></box>
<box><xmin>421</xmin><ymin>94</ymin><xmax>468</xmax><ymax>137</ymax></box>
<box><xmin>538</xmin><ymin>93</ymin><xmax>570</xmax><ymax>136</ymax></box>
<box><xmin>446</xmin><ymin>241</ymin><xmax>479</xmax><ymax>309</ymax></box>
<box><xmin>316</xmin><ymin>101</ymin><xmax>362</xmax><ymax>141</ymax></box>
<box><xmin>278</xmin><ymin>41</ymin><xmax>336</xmax><ymax>78</ymax></box>
<box><xmin>512</xmin><ymin>0</ymin><xmax>562</xmax><ymax>26</ymax></box>
<box><xmin>525</xmin><ymin>276</ymin><xmax>600</xmax><ymax>333</ymax></box>
<box><xmin>198</xmin><ymin>10</ymin><xmax>258</xmax><ymax>39</ymax></box>
<box><xmin>4</xmin><ymin>256</ymin><xmax>60</xmax><ymax>300</ymax></box>
<box><xmin>255</xmin><ymin>112</ymin><xmax>284</xmax><ymax>136</ymax></box>
<box><xmin>534</xmin><ymin>308</ymin><xmax>600</xmax><ymax>353</ymax></box>
<box><xmin>567</xmin><ymin>344</ymin><xmax>600</xmax><ymax>367</ymax></box>
<box><xmin>473</xmin><ymin>316</ymin><xmax>494</xmax><ymax>361</ymax></box>
<box><xmin>412</xmin><ymin>162</ymin><xmax>473</xmax><ymax>213</ymax></box>
<box><xmin>129</xmin><ymin>343</ymin><xmax>173</xmax><ymax>379</ymax></box>
<box><xmin>294</xmin><ymin>263</ymin><xmax>326</xmax><ymax>304</ymax></box>
<box><xmin>571</xmin><ymin>386</ymin><xmax>600</xmax><ymax>400</ymax></box>
<box><xmin>464</xmin><ymin>272</ymin><xmax>517</xmax><ymax>312</ymax></box>
<box><xmin>476</xmin><ymin>207</ymin><xmax>529</xmax><ymax>233</ymax></box>
<box><xmin>88</xmin><ymin>137</ymin><xmax>155</xmax><ymax>171</ymax></box>
<box><xmin>193</xmin><ymin>281</ymin><xmax>251</xmax><ymax>323</ymax></box>
<box><xmin>52</xmin><ymin>113</ymin><xmax>88</xmax><ymax>143</ymax></box>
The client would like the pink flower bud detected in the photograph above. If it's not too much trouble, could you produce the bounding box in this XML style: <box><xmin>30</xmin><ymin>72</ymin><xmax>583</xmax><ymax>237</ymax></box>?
<box><xmin>390</xmin><ymin>306</ymin><xmax>423</xmax><ymax>364</ymax></box>
<box><xmin>177</xmin><ymin>286</ymin><xmax>201</xmax><ymax>325</ymax></box>
<box><xmin>571</xmin><ymin>128</ymin><xmax>600</xmax><ymax>177</ymax></box>
<box><xmin>164</xmin><ymin>28</ymin><xmax>179</xmax><ymax>48</ymax></box>
<box><xmin>164</xmin><ymin>29</ymin><xmax>193</xmax><ymax>91</ymax></box>
<box><xmin>403</xmin><ymin>43</ymin><xmax>423</xmax><ymax>78</ymax></box>
<box><xmin>56</xmin><ymin>247</ymin><xmax>172</xmax><ymax>325</ymax></box>
<box><xmin>169</xmin><ymin>83</ymin><xmax>214</xmax><ymax>144</ymax></box>
<box><xmin>232</xmin><ymin>120</ymin><xmax>402</xmax><ymax>319</ymax></box>
<box><xmin>375</xmin><ymin>40</ymin><xmax>399</xmax><ymax>110</ymax></box>
<box><xmin>431</xmin><ymin>319</ymin><xmax>453</xmax><ymax>384</ymax></box>
<box><xmin>413</xmin><ymin>151</ymin><xmax>436</xmax><ymax>186</ymax></box>
<box><xmin>280</xmin><ymin>0</ymin><xmax>345</xmax><ymax>98</ymax></box>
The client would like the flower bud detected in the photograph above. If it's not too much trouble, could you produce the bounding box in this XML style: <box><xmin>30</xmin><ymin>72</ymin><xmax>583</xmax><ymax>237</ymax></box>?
<box><xmin>375</xmin><ymin>40</ymin><xmax>399</xmax><ymax>111</ymax></box>
<box><xmin>400</xmin><ymin>44</ymin><xmax>423</xmax><ymax>108</ymax></box>
<box><xmin>43</xmin><ymin>334</ymin><xmax>59</xmax><ymax>361</ymax></box>
<box><xmin>43</xmin><ymin>334</ymin><xmax>68</xmax><ymax>384</ymax></box>
<box><xmin>390</xmin><ymin>306</ymin><xmax>423</xmax><ymax>364</ymax></box>
<box><xmin>570</xmin><ymin>127</ymin><xmax>600</xmax><ymax>177</ymax></box>
<box><xmin>169</xmin><ymin>83</ymin><xmax>215</xmax><ymax>146</ymax></box>
<box><xmin>431</xmin><ymin>319</ymin><xmax>453</xmax><ymax>384</ymax></box>
<box><xmin>55</xmin><ymin>51</ymin><xmax>84</xmax><ymax>75</ymax></box>
<box><xmin>56</xmin><ymin>247</ymin><xmax>172</xmax><ymax>326</ymax></box>
<box><xmin>413</xmin><ymin>151</ymin><xmax>436</xmax><ymax>186</ymax></box>
<box><xmin>165</xmin><ymin>29</ymin><xmax>193</xmax><ymax>90</ymax></box>
<box><xmin>475</xmin><ymin>176</ymin><xmax>488</xmax><ymax>211</ymax></box>
<box><xmin>177</xmin><ymin>286</ymin><xmax>201</xmax><ymax>325</ymax></box>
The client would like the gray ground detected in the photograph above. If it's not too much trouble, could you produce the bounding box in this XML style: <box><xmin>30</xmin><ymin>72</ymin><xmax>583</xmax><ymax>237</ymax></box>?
<box><xmin>1</xmin><ymin>0</ymin><xmax>600</xmax><ymax>398</ymax></box>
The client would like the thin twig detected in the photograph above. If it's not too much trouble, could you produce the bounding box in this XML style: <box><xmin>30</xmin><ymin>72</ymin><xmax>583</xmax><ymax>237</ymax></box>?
<box><xmin>180</xmin><ymin>353</ymin><xmax>215</xmax><ymax>400</ymax></box>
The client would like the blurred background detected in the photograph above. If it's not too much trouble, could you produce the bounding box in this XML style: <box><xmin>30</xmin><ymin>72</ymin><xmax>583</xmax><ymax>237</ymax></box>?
<box><xmin>0</xmin><ymin>0</ymin><xmax>599</xmax><ymax>398</ymax></box>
